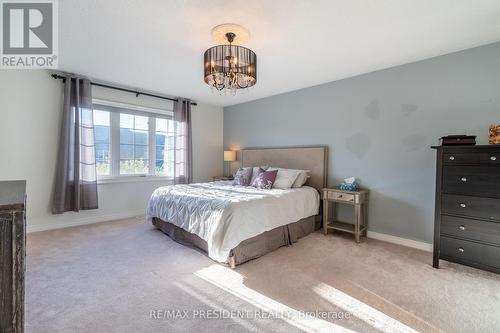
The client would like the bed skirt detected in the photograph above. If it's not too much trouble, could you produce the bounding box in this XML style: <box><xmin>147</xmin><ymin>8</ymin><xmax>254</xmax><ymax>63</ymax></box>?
<box><xmin>152</xmin><ymin>216</ymin><xmax>320</xmax><ymax>267</ymax></box>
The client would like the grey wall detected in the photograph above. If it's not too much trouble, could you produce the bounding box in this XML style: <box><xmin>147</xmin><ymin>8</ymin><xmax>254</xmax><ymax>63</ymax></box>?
<box><xmin>224</xmin><ymin>42</ymin><xmax>500</xmax><ymax>243</ymax></box>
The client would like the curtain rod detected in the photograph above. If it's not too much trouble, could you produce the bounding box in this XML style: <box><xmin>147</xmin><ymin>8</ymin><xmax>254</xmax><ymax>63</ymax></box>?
<box><xmin>50</xmin><ymin>74</ymin><xmax>197</xmax><ymax>106</ymax></box>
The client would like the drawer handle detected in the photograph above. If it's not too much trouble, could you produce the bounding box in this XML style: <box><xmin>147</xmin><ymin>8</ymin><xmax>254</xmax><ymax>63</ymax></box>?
<box><xmin>449</xmin><ymin>156</ymin><xmax>455</xmax><ymax>161</ymax></box>
<box><xmin>459</xmin><ymin>225</ymin><xmax>465</xmax><ymax>231</ymax></box>
<box><xmin>491</xmin><ymin>156</ymin><xmax>497</xmax><ymax>161</ymax></box>
<box><xmin>460</xmin><ymin>203</ymin><xmax>467</xmax><ymax>208</ymax></box>
<box><xmin>458</xmin><ymin>247</ymin><xmax>465</xmax><ymax>253</ymax></box>
<box><xmin>461</xmin><ymin>177</ymin><xmax>467</xmax><ymax>182</ymax></box>
<box><xmin>338</xmin><ymin>194</ymin><xmax>343</xmax><ymax>198</ymax></box>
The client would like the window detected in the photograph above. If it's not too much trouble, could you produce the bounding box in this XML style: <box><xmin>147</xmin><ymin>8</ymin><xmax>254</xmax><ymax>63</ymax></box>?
<box><xmin>94</xmin><ymin>110</ymin><xmax>111</xmax><ymax>176</ymax></box>
<box><xmin>93</xmin><ymin>101</ymin><xmax>174</xmax><ymax>179</ymax></box>
<box><xmin>119</xmin><ymin>113</ymin><xmax>149</xmax><ymax>175</ymax></box>
<box><xmin>155</xmin><ymin>118</ymin><xmax>175</xmax><ymax>177</ymax></box>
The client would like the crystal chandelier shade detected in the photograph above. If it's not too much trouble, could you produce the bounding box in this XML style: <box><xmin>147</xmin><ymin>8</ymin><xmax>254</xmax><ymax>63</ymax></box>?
<box><xmin>204</xmin><ymin>32</ymin><xmax>257</xmax><ymax>93</ymax></box>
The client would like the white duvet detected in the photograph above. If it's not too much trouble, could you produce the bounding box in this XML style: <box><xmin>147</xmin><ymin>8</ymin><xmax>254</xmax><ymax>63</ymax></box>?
<box><xmin>146</xmin><ymin>182</ymin><xmax>319</xmax><ymax>262</ymax></box>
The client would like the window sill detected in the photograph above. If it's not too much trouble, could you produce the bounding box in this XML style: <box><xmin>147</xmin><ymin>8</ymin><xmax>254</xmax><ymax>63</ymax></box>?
<box><xmin>97</xmin><ymin>175</ymin><xmax>174</xmax><ymax>185</ymax></box>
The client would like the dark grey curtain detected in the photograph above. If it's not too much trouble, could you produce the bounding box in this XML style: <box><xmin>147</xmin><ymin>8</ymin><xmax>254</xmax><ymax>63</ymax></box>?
<box><xmin>52</xmin><ymin>77</ymin><xmax>98</xmax><ymax>213</ymax></box>
<box><xmin>173</xmin><ymin>99</ymin><xmax>192</xmax><ymax>184</ymax></box>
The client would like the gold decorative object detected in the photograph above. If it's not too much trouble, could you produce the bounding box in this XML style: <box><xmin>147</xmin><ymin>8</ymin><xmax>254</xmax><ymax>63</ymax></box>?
<box><xmin>489</xmin><ymin>125</ymin><xmax>500</xmax><ymax>144</ymax></box>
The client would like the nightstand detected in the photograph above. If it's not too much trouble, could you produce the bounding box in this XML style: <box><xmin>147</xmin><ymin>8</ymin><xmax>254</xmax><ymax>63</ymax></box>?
<box><xmin>322</xmin><ymin>187</ymin><xmax>369</xmax><ymax>243</ymax></box>
<box><xmin>213</xmin><ymin>176</ymin><xmax>234</xmax><ymax>181</ymax></box>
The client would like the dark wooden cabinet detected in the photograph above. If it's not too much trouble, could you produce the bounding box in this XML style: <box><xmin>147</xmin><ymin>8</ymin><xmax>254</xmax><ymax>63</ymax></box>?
<box><xmin>432</xmin><ymin>145</ymin><xmax>500</xmax><ymax>273</ymax></box>
<box><xmin>0</xmin><ymin>181</ymin><xmax>26</xmax><ymax>333</ymax></box>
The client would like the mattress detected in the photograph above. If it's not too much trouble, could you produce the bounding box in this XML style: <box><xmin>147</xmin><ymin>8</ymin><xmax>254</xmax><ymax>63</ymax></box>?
<box><xmin>146</xmin><ymin>182</ymin><xmax>320</xmax><ymax>262</ymax></box>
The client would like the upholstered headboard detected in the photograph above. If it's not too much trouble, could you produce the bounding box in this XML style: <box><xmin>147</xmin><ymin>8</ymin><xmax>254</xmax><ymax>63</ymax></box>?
<box><xmin>240</xmin><ymin>146</ymin><xmax>328</xmax><ymax>191</ymax></box>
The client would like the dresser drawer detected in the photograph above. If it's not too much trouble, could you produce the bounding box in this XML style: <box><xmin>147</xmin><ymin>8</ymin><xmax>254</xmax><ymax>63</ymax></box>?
<box><xmin>442</xmin><ymin>165</ymin><xmax>500</xmax><ymax>198</ymax></box>
<box><xmin>440</xmin><ymin>236</ymin><xmax>500</xmax><ymax>270</ymax></box>
<box><xmin>444</xmin><ymin>152</ymin><xmax>500</xmax><ymax>165</ymax></box>
<box><xmin>328</xmin><ymin>192</ymin><xmax>355</xmax><ymax>203</ymax></box>
<box><xmin>442</xmin><ymin>194</ymin><xmax>500</xmax><ymax>221</ymax></box>
<box><xmin>441</xmin><ymin>215</ymin><xmax>500</xmax><ymax>245</ymax></box>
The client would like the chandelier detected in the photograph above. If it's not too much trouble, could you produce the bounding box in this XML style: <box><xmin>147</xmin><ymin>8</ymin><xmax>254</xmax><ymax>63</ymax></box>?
<box><xmin>204</xmin><ymin>24</ymin><xmax>257</xmax><ymax>94</ymax></box>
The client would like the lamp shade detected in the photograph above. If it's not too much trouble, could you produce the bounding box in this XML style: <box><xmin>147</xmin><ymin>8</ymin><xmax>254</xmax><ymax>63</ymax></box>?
<box><xmin>224</xmin><ymin>150</ymin><xmax>237</xmax><ymax>162</ymax></box>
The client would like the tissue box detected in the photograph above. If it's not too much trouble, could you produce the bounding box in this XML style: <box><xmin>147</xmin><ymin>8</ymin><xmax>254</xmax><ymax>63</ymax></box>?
<box><xmin>340</xmin><ymin>182</ymin><xmax>359</xmax><ymax>191</ymax></box>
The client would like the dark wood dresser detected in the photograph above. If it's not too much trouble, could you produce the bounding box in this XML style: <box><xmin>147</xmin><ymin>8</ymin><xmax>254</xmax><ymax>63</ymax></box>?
<box><xmin>432</xmin><ymin>145</ymin><xmax>500</xmax><ymax>273</ymax></box>
<box><xmin>0</xmin><ymin>181</ymin><xmax>26</xmax><ymax>333</ymax></box>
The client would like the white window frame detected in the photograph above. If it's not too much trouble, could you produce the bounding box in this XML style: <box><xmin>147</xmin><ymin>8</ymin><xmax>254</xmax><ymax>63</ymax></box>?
<box><xmin>93</xmin><ymin>99</ymin><xmax>175</xmax><ymax>184</ymax></box>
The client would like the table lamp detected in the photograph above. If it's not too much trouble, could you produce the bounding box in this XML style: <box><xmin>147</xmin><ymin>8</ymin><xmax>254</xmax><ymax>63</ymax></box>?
<box><xmin>223</xmin><ymin>150</ymin><xmax>237</xmax><ymax>177</ymax></box>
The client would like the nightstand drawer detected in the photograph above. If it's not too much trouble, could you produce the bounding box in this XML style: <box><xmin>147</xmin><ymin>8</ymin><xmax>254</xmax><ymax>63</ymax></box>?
<box><xmin>328</xmin><ymin>192</ymin><xmax>355</xmax><ymax>203</ymax></box>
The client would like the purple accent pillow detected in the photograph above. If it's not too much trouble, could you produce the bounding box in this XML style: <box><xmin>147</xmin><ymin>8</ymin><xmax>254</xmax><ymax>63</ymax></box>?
<box><xmin>250</xmin><ymin>166</ymin><xmax>269</xmax><ymax>184</ymax></box>
<box><xmin>251</xmin><ymin>168</ymin><xmax>278</xmax><ymax>189</ymax></box>
<box><xmin>233</xmin><ymin>167</ymin><xmax>253</xmax><ymax>186</ymax></box>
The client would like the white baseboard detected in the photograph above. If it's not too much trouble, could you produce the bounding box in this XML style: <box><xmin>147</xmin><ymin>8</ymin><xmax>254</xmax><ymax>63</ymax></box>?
<box><xmin>27</xmin><ymin>210</ymin><xmax>146</xmax><ymax>233</ymax></box>
<box><xmin>367</xmin><ymin>231</ymin><xmax>432</xmax><ymax>252</ymax></box>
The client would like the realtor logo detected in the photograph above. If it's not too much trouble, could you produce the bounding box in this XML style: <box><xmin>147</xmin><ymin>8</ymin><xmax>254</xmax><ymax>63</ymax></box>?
<box><xmin>1</xmin><ymin>0</ymin><xmax>58</xmax><ymax>68</ymax></box>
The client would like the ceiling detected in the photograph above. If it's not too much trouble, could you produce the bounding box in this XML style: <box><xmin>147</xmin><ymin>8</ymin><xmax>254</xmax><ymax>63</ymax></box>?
<box><xmin>59</xmin><ymin>0</ymin><xmax>500</xmax><ymax>107</ymax></box>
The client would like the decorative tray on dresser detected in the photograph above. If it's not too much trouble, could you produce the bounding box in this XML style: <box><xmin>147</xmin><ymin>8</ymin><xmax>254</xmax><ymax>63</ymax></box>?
<box><xmin>431</xmin><ymin>145</ymin><xmax>500</xmax><ymax>273</ymax></box>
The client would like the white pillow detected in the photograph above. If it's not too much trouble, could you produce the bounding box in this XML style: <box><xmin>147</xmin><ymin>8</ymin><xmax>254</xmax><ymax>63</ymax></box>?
<box><xmin>249</xmin><ymin>166</ymin><xmax>269</xmax><ymax>185</ymax></box>
<box><xmin>292</xmin><ymin>170</ymin><xmax>310</xmax><ymax>188</ymax></box>
<box><xmin>268</xmin><ymin>168</ymin><xmax>302</xmax><ymax>189</ymax></box>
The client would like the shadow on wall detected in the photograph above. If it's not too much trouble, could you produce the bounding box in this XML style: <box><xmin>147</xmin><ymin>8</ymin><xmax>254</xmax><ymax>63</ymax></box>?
<box><xmin>401</xmin><ymin>134</ymin><xmax>428</xmax><ymax>152</ymax></box>
<box><xmin>401</xmin><ymin>104</ymin><xmax>419</xmax><ymax>117</ymax></box>
<box><xmin>368</xmin><ymin>191</ymin><xmax>427</xmax><ymax>238</ymax></box>
<box><xmin>364</xmin><ymin>99</ymin><xmax>381</xmax><ymax>120</ymax></box>
<box><xmin>332</xmin><ymin>190</ymin><xmax>426</xmax><ymax>240</ymax></box>
<box><xmin>345</xmin><ymin>132</ymin><xmax>372</xmax><ymax>159</ymax></box>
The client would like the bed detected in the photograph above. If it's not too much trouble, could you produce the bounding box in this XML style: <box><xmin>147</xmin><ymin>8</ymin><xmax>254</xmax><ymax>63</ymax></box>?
<box><xmin>147</xmin><ymin>146</ymin><xmax>328</xmax><ymax>267</ymax></box>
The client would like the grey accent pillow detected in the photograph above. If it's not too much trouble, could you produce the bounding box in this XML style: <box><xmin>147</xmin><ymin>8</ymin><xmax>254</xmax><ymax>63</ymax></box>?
<box><xmin>292</xmin><ymin>170</ymin><xmax>310</xmax><ymax>188</ymax></box>
<box><xmin>251</xmin><ymin>168</ymin><xmax>278</xmax><ymax>189</ymax></box>
<box><xmin>268</xmin><ymin>168</ymin><xmax>302</xmax><ymax>189</ymax></box>
<box><xmin>233</xmin><ymin>167</ymin><xmax>253</xmax><ymax>186</ymax></box>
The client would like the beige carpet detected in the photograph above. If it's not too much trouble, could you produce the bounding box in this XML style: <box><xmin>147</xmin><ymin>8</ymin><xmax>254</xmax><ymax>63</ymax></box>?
<box><xmin>26</xmin><ymin>218</ymin><xmax>500</xmax><ymax>333</ymax></box>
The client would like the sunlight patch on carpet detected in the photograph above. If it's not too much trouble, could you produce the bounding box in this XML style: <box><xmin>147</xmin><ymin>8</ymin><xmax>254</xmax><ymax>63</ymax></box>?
<box><xmin>195</xmin><ymin>264</ymin><xmax>357</xmax><ymax>333</ymax></box>
<box><xmin>313</xmin><ymin>283</ymin><xmax>419</xmax><ymax>333</ymax></box>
